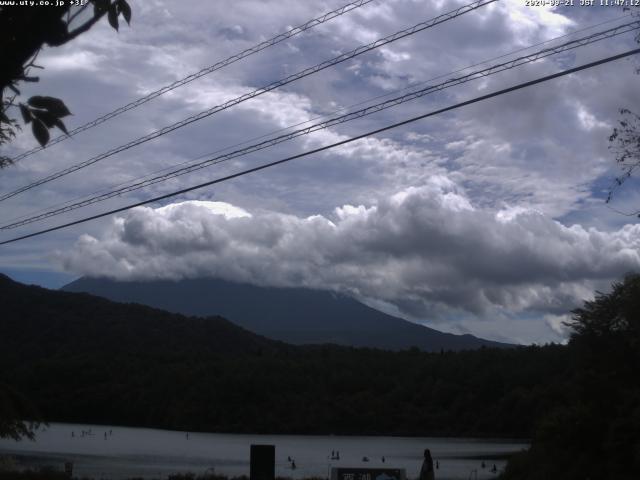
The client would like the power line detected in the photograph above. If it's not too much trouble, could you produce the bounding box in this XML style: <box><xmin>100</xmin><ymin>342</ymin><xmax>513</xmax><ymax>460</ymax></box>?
<box><xmin>0</xmin><ymin>0</ymin><xmax>496</xmax><ymax>203</ymax></box>
<box><xmin>5</xmin><ymin>19</ymin><xmax>636</xmax><ymax>228</ymax></box>
<box><xmin>8</xmin><ymin>0</ymin><xmax>377</xmax><ymax>163</ymax></box>
<box><xmin>4</xmin><ymin>13</ymin><xmax>630</xmax><ymax>229</ymax></box>
<box><xmin>4</xmin><ymin>19</ymin><xmax>638</xmax><ymax>230</ymax></box>
<box><xmin>1</xmin><ymin>47</ymin><xmax>637</xmax><ymax>247</ymax></box>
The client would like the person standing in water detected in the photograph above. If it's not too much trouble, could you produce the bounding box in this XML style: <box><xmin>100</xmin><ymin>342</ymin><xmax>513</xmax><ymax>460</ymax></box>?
<box><xmin>418</xmin><ymin>449</ymin><xmax>435</xmax><ymax>480</ymax></box>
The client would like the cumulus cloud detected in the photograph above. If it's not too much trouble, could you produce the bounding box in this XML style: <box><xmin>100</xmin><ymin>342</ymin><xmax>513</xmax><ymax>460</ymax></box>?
<box><xmin>544</xmin><ymin>313</ymin><xmax>572</xmax><ymax>340</ymax></box>
<box><xmin>59</xmin><ymin>178</ymin><xmax>640</xmax><ymax>328</ymax></box>
<box><xmin>41</xmin><ymin>51</ymin><xmax>107</xmax><ymax>72</ymax></box>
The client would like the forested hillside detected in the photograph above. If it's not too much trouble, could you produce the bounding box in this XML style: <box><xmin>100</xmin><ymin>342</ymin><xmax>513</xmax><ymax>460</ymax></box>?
<box><xmin>1</xmin><ymin>273</ymin><xmax>564</xmax><ymax>438</ymax></box>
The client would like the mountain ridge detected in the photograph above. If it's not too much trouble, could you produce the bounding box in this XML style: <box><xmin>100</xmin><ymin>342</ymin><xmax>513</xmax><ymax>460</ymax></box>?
<box><xmin>62</xmin><ymin>276</ymin><xmax>512</xmax><ymax>351</ymax></box>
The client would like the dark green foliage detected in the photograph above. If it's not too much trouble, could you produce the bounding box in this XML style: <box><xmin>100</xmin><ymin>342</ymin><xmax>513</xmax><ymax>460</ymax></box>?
<box><xmin>0</xmin><ymin>274</ymin><xmax>565</xmax><ymax>438</ymax></box>
<box><xmin>118</xmin><ymin>0</ymin><xmax>132</xmax><ymax>25</ymax></box>
<box><xmin>0</xmin><ymin>383</ymin><xmax>41</xmax><ymax>441</ymax></box>
<box><xmin>0</xmin><ymin>99</ymin><xmax>19</xmax><ymax>168</ymax></box>
<box><xmin>608</xmin><ymin>108</ymin><xmax>640</xmax><ymax>211</ymax></box>
<box><xmin>501</xmin><ymin>274</ymin><xmax>640</xmax><ymax>480</ymax></box>
<box><xmin>22</xmin><ymin>96</ymin><xmax>72</xmax><ymax>143</ymax></box>
<box><xmin>30</xmin><ymin>119</ymin><xmax>49</xmax><ymax>148</ymax></box>
<box><xmin>27</xmin><ymin>97</ymin><xmax>71</xmax><ymax>118</ymax></box>
<box><xmin>107</xmin><ymin>4</ymin><xmax>119</xmax><ymax>31</ymax></box>
<box><xmin>566</xmin><ymin>273</ymin><xmax>640</xmax><ymax>342</ymax></box>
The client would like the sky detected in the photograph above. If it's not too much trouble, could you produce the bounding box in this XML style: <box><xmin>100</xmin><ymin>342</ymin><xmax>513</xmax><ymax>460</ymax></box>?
<box><xmin>1</xmin><ymin>0</ymin><xmax>640</xmax><ymax>344</ymax></box>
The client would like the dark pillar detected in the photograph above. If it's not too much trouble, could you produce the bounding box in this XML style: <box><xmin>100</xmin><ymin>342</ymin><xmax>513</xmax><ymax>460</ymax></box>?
<box><xmin>250</xmin><ymin>444</ymin><xmax>275</xmax><ymax>480</ymax></box>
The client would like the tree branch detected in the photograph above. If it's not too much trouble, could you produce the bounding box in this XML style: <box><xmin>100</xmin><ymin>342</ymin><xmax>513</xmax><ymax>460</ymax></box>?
<box><xmin>59</xmin><ymin>4</ymin><xmax>111</xmax><ymax>45</ymax></box>
<box><xmin>68</xmin><ymin>3</ymin><xmax>90</xmax><ymax>27</ymax></box>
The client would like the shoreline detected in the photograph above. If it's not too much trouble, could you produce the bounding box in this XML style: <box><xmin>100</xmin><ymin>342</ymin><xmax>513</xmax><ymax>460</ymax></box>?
<box><xmin>16</xmin><ymin>421</ymin><xmax>531</xmax><ymax>443</ymax></box>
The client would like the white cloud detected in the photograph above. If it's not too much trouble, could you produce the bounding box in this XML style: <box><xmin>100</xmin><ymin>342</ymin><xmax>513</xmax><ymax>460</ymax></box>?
<box><xmin>41</xmin><ymin>51</ymin><xmax>107</xmax><ymax>72</ymax></box>
<box><xmin>544</xmin><ymin>313</ymin><xmax>573</xmax><ymax>340</ymax></box>
<box><xmin>58</xmin><ymin>180</ymin><xmax>640</xmax><ymax>343</ymax></box>
<box><xmin>156</xmin><ymin>200</ymin><xmax>251</xmax><ymax>219</ymax></box>
<box><xmin>499</xmin><ymin>0</ymin><xmax>575</xmax><ymax>45</ymax></box>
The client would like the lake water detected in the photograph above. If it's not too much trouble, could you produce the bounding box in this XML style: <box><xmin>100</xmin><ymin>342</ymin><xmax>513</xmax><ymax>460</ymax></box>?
<box><xmin>0</xmin><ymin>423</ymin><xmax>528</xmax><ymax>480</ymax></box>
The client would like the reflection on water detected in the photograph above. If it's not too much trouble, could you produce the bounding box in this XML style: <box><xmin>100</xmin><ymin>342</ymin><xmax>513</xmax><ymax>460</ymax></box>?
<box><xmin>0</xmin><ymin>423</ymin><xmax>528</xmax><ymax>480</ymax></box>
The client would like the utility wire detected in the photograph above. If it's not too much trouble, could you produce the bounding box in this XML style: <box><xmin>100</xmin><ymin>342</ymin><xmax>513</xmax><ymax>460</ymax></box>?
<box><xmin>1</xmin><ymin>47</ymin><xmax>637</xmax><ymax>246</ymax></box>
<box><xmin>0</xmin><ymin>0</ymin><xmax>496</xmax><ymax>203</ymax></box>
<box><xmin>8</xmin><ymin>0</ymin><xmax>377</xmax><ymax>163</ymax></box>
<box><xmin>4</xmin><ymin>20</ymin><xmax>638</xmax><ymax>230</ymax></box>
<box><xmin>4</xmin><ymin>13</ymin><xmax>630</xmax><ymax>228</ymax></box>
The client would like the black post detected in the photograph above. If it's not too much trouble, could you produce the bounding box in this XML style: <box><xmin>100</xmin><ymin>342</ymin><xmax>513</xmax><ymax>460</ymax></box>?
<box><xmin>250</xmin><ymin>444</ymin><xmax>275</xmax><ymax>480</ymax></box>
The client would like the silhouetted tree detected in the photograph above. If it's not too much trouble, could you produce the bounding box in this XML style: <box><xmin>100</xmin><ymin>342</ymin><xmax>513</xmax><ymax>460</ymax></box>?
<box><xmin>607</xmin><ymin>6</ymin><xmax>640</xmax><ymax>214</ymax></box>
<box><xmin>0</xmin><ymin>382</ymin><xmax>41</xmax><ymax>440</ymax></box>
<box><xmin>609</xmin><ymin>110</ymin><xmax>640</xmax><ymax>216</ymax></box>
<box><xmin>502</xmin><ymin>274</ymin><xmax>640</xmax><ymax>480</ymax></box>
<box><xmin>565</xmin><ymin>273</ymin><xmax>640</xmax><ymax>342</ymax></box>
<box><xmin>0</xmin><ymin>0</ymin><xmax>131</xmax><ymax>167</ymax></box>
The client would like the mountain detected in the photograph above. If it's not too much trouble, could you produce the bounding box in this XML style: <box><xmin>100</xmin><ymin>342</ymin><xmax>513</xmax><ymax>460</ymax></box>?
<box><xmin>62</xmin><ymin>276</ymin><xmax>511</xmax><ymax>351</ymax></box>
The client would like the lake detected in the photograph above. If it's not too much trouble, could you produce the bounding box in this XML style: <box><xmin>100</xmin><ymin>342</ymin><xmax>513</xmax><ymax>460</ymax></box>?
<box><xmin>0</xmin><ymin>423</ymin><xmax>528</xmax><ymax>480</ymax></box>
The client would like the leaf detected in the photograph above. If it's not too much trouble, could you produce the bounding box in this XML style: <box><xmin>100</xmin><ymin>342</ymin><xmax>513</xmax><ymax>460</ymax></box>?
<box><xmin>19</xmin><ymin>104</ymin><xmax>32</xmax><ymax>124</ymax></box>
<box><xmin>0</xmin><ymin>110</ymin><xmax>10</xmax><ymax>124</ymax></box>
<box><xmin>32</xmin><ymin>119</ymin><xmax>50</xmax><ymax>147</ymax></box>
<box><xmin>54</xmin><ymin>119</ymin><xmax>69</xmax><ymax>136</ymax></box>
<box><xmin>27</xmin><ymin>96</ymin><xmax>71</xmax><ymax>117</ymax></box>
<box><xmin>0</xmin><ymin>156</ymin><xmax>14</xmax><ymax>169</ymax></box>
<box><xmin>32</xmin><ymin>109</ymin><xmax>58</xmax><ymax>128</ymax></box>
<box><xmin>108</xmin><ymin>3</ymin><xmax>119</xmax><ymax>31</ymax></box>
<box><xmin>118</xmin><ymin>0</ymin><xmax>131</xmax><ymax>24</ymax></box>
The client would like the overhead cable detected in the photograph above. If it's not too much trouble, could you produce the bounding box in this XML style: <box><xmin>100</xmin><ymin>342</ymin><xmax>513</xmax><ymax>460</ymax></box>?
<box><xmin>0</xmin><ymin>0</ymin><xmax>496</xmax><ymax>203</ymax></box>
<box><xmin>3</xmin><ymin>20</ymin><xmax>638</xmax><ymax>230</ymax></box>
<box><xmin>8</xmin><ymin>0</ymin><xmax>377</xmax><ymax>163</ymax></box>
<box><xmin>4</xmin><ymin>13</ymin><xmax>631</xmax><ymax>228</ymax></box>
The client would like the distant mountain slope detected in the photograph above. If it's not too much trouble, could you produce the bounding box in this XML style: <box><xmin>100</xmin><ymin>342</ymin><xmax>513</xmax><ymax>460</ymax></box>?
<box><xmin>62</xmin><ymin>276</ymin><xmax>511</xmax><ymax>351</ymax></box>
